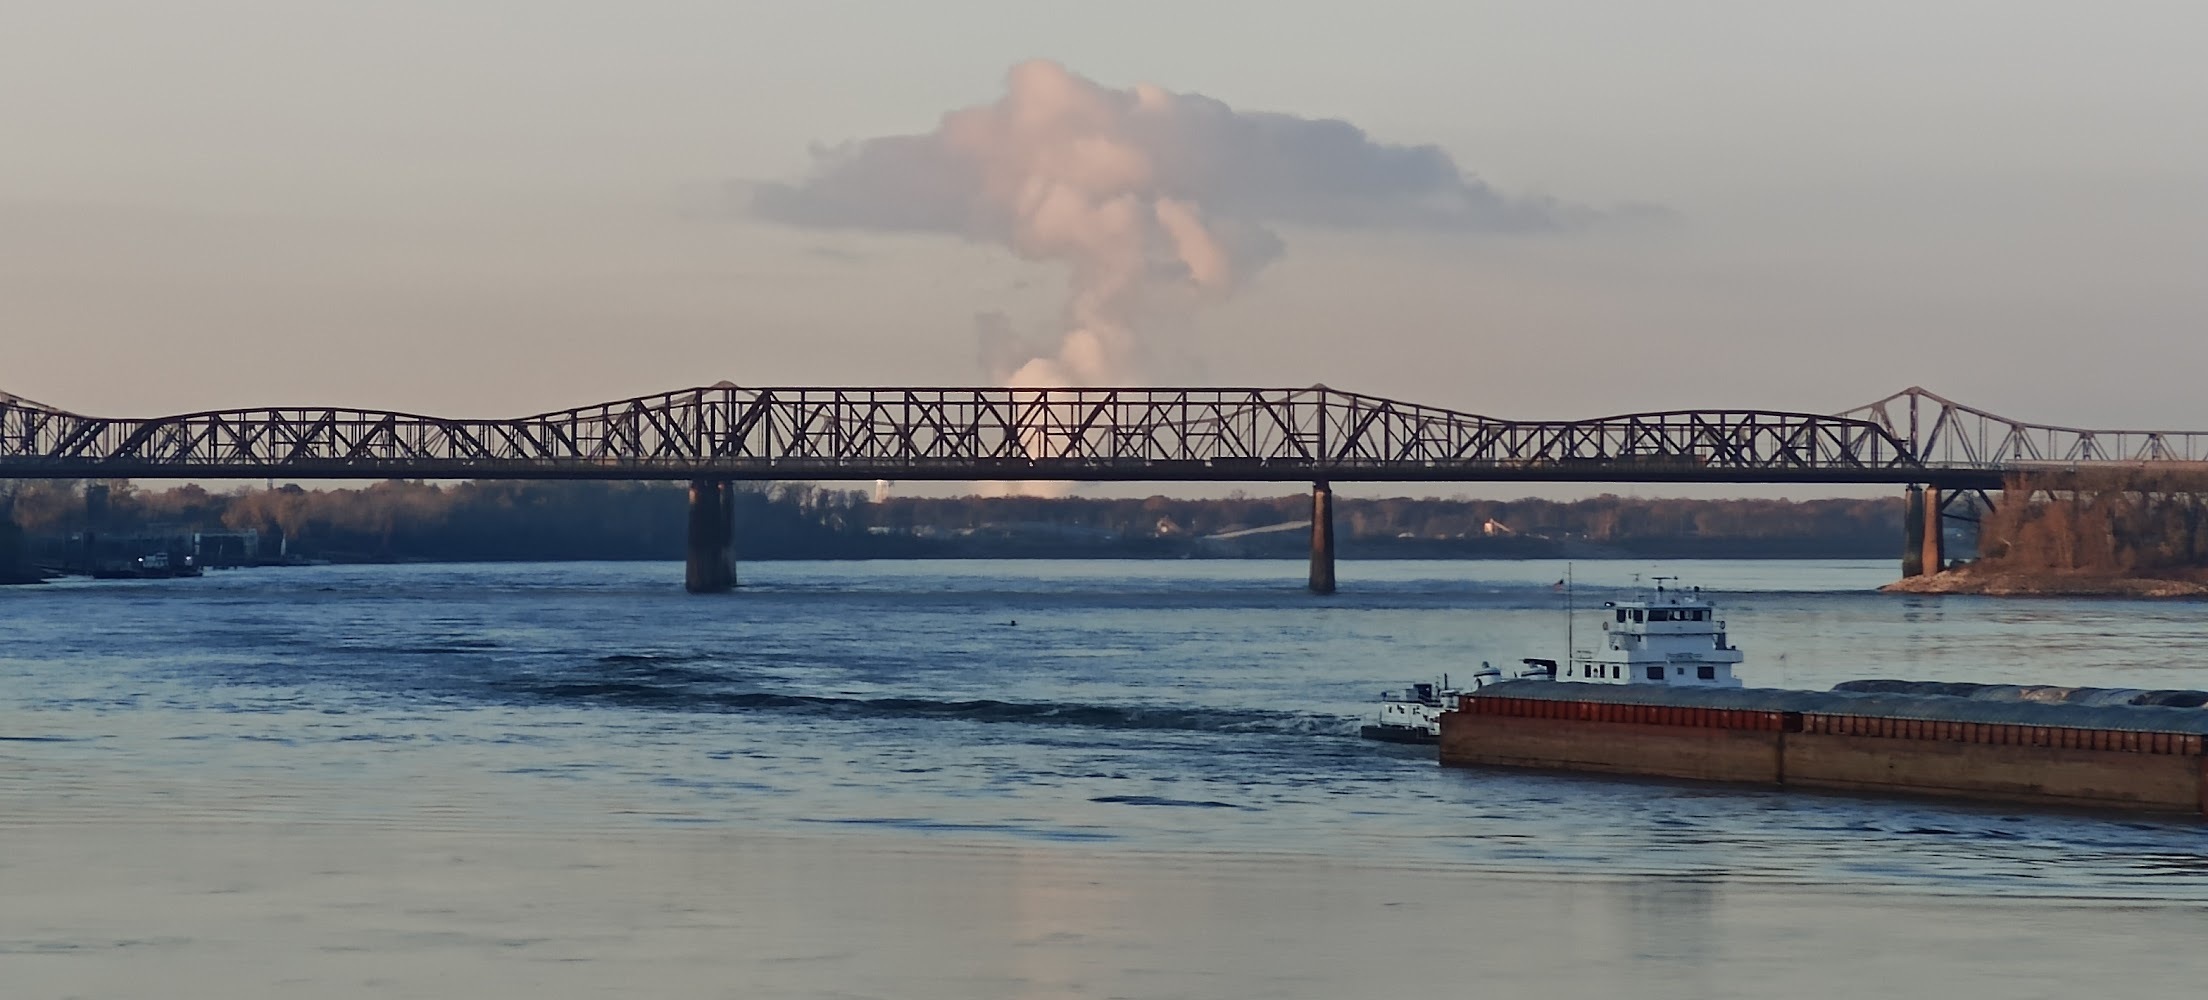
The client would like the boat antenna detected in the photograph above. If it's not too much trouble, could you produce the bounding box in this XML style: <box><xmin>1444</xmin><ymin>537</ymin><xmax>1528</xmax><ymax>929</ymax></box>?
<box><xmin>1564</xmin><ymin>562</ymin><xmax>1575</xmax><ymax>676</ymax></box>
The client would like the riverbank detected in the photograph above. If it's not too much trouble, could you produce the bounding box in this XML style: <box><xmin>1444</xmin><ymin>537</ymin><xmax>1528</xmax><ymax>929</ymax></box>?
<box><xmin>6</xmin><ymin>479</ymin><xmax>1904</xmax><ymax>566</ymax></box>
<box><xmin>1883</xmin><ymin>568</ymin><xmax>2208</xmax><ymax>598</ymax></box>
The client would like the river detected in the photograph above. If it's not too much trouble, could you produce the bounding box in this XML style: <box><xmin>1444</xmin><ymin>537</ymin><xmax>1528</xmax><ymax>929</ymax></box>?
<box><xmin>3</xmin><ymin>559</ymin><xmax>2204</xmax><ymax>997</ymax></box>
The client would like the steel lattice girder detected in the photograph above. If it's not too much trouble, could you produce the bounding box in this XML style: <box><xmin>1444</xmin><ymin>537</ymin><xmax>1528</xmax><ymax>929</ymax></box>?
<box><xmin>1</xmin><ymin>384</ymin><xmax>2195</xmax><ymax>485</ymax></box>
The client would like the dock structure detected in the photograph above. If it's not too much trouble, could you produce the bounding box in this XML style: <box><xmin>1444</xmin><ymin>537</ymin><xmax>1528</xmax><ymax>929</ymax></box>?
<box><xmin>1441</xmin><ymin>681</ymin><xmax>2208</xmax><ymax>816</ymax></box>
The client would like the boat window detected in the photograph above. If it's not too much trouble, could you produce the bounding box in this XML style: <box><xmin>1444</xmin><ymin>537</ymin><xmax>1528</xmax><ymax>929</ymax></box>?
<box><xmin>1697</xmin><ymin>666</ymin><xmax>1715</xmax><ymax>680</ymax></box>
<box><xmin>1632</xmin><ymin>610</ymin><xmax>1644</xmax><ymax>623</ymax></box>
<box><xmin>1615</xmin><ymin>609</ymin><xmax>1627</xmax><ymax>623</ymax></box>
<box><xmin>1675</xmin><ymin>666</ymin><xmax>1685</xmax><ymax>676</ymax></box>
<box><xmin>1645</xmin><ymin>666</ymin><xmax>1663</xmax><ymax>681</ymax></box>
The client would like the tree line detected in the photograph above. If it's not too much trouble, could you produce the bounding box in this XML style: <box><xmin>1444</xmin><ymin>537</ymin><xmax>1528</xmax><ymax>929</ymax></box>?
<box><xmin>3</xmin><ymin>479</ymin><xmax>1907</xmax><ymax>565</ymax></box>
<box><xmin>1974</xmin><ymin>471</ymin><xmax>2208</xmax><ymax>580</ymax></box>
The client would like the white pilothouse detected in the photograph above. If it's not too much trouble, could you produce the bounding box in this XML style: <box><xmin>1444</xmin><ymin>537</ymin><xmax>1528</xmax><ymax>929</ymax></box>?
<box><xmin>1361</xmin><ymin>577</ymin><xmax>1745</xmax><ymax>744</ymax></box>
<box><xmin>1562</xmin><ymin>577</ymin><xmax>1745</xmax><ymax>688</ymax></box>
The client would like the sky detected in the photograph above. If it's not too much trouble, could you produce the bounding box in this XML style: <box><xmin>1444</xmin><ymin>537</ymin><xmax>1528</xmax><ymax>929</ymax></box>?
<box><xmin>3</xmin><ymin>0</ymin><xmax>2204</xmax><ymax>455</ymax></box>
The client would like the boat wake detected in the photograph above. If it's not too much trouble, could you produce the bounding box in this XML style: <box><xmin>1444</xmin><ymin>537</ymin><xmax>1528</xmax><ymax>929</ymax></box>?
<box><xmin>503</xmin><ymin>676</ymin><xmax>1355</xmax><ymax>737</ymax></box>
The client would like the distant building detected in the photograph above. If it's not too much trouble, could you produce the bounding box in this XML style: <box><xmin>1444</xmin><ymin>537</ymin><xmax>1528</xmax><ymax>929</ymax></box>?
<box><xmin>193</xmin><ymin>530</ymin><xmax>261</xmax><ymax>567</ymax></box>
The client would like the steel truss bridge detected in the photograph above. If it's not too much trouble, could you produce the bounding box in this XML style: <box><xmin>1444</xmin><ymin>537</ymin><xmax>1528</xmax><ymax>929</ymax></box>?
<box><xmin>4</xmin><ymin>384</ymin><xmax>2206</xmax><ymax>488</ymax></box>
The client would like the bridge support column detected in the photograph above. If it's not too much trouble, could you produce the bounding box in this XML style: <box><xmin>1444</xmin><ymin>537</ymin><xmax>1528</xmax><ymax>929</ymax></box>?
<box><xmin>1309</xmin><ymin>480</ymin><xmax>1336</xmax><ymax>595</ymax></box>
<box><xmin>686</xmin><ymin>479</ymin><xmax>736</xmax><ymax>594</ymax></box>
<box><xmin>1921</xmin><ymin>486</ymin><xmax>1946</xmax><ymax>574</ymax></box>
<box><xmin>1902</xmin><ymin>485</ymin><xmax>1927</xmax><ymax>577</ymax></box>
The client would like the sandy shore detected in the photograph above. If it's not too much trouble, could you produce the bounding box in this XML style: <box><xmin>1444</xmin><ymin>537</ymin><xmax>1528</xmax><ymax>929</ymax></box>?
<box><xmin>3</xmin><ymin>807</ymin><xmax>2204</xmax><ymax>999</ymax></box>
<box><xmin>1882</xmin><ymin>568</ymin><xmax>2208</xmax><ymax>598</ymax></box>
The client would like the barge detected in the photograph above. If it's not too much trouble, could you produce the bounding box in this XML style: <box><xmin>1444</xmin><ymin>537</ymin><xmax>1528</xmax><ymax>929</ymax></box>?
<box><xmin>1437</xmin><ymin>583</ymin><xmax>2208</xmax><ymax>817</ymax></box>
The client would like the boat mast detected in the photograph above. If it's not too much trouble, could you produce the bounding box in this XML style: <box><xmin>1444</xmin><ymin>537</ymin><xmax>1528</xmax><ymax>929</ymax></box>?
<box><xmin>1564</xmin><ymin>562</ymin><xmax>1574</xmax><ymax>675</ymax></box>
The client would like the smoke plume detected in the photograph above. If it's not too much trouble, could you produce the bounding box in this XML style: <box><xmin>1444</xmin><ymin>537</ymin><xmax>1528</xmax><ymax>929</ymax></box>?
<box><xmin>754</xmin><ymin>60</ymin><xmax>1589</xmax><ymax>387</ymax></box>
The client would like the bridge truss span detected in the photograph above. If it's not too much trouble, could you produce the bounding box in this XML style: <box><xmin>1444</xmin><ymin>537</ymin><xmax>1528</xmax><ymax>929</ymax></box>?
<box><xmin>1844</xmin><ymin>387</ymin><xmax>2208</xmax><ymax>473</ymax></box>
<box><xmin>1</xmin><ymin>384</ymin><xmax>1934</xmax><ymax>484</ymax></box>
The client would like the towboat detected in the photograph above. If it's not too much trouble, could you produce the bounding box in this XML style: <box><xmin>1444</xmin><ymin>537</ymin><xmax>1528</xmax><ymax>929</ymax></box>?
<box><xmin>1363</xmin><ymin>578</ymin><xmax>1745</xmax><ymax>745</ymax></box>
<box><xmin>1562</xmin><ymin>578</ymin><xmax>1745</xmax><ymax>687</ymax></box>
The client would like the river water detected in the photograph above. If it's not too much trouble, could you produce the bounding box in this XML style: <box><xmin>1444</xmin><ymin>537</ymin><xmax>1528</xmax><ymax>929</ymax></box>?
<box><xmin>4</xmin><ymin>558</ymin><xmax>2205</xmax><ymax>905</ymax></box>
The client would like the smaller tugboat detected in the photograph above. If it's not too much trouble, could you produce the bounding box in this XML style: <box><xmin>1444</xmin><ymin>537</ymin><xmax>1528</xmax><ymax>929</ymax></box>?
<box><xmin>1361</xmin><ymin>679</ymin><xmax>1458</xmax><ymax>744</ymax></box>
<box><xmin>1361</xmin><ymin>662</ymin><xmax>1543</xmax><ymax>744</ymax></box>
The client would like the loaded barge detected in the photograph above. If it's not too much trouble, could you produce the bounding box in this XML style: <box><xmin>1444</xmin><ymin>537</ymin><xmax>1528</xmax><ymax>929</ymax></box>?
<box><xmin>1437</xmin><ymin>583</ymin><xmax>2208</xmax><ymax>816</ymax></box>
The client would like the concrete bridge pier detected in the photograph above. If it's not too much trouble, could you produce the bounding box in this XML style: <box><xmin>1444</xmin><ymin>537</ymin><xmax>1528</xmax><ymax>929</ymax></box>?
<box><xmin>1901</xmin><ymin>485</ymin><xmax>1947</xmax><ymax>577</ymax></box>
<box><xmin>1309</xmin><ymin>480</ymin><xmax>1336</xmax><ymax>595</ymax></box>
<box><xmin>685</xmin><ymin>479</ymin><xmax>736</xmax><ymax>594</ymax></box>
<box><xmin>1902</xmin><ymin>485</ymin><xmax>1926</xmax><ymax>577</ymax></box>
<box><xmin>1921</xmin><ymin>485</ymin><xmax>1946</xmax><ymax>573</ymax></box>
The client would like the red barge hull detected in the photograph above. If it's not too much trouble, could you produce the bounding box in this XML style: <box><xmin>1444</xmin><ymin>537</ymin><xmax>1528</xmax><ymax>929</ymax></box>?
<box><xmin>1440</xmin><ymin>683</ymin><xmax>2208</xmax><ymax>817</ymax></box>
